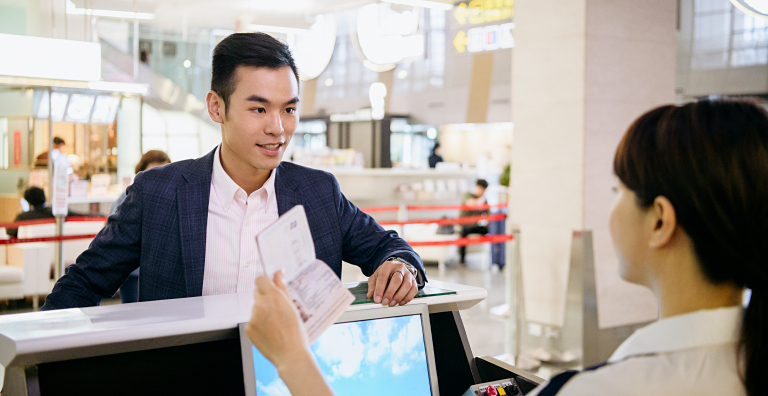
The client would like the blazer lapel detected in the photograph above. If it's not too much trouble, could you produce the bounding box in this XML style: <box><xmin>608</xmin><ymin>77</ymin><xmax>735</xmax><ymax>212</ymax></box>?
<box><xmin>275</xmin><ymin>163</ymin><xmax>301</xmax><ymax>215</ymax></box>
<box><xmin>177</xmin><ymin>148</ymin><xmax>215</xmax><ymax>297</ymax></box>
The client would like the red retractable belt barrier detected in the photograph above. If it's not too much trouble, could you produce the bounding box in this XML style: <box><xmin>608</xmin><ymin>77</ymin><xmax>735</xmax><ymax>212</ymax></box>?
<box><xmin>0</xmin><ymin>216</ymin><xmax>108</xmax><ymax>245</ymax></box>
<box><xmin>378</xmin><ymin>213</ymin><xmax>506</xmax><ymax>227</ymax></box>
<box><xmin>0</xmin><ymin>216</ymin><xmax>108</xmax><ymax>229</ymax></box>
<box><xmin>406</xmin><ymin>234</ymin><xmax>514</xmax><ymax>247</ymax></box>
<box><xmin>359</xmin><ymin>203</ymin><xmax>507</xmax><ymax>213</ymax></box>
<box><xmin>406</xmin><ymin>203</ymin><xmax>507</xmax><ymax>211</ymax></box>
<box><xmin>358</xmin><ymin>206</ymin><xmax>400</xmax><ymax>213</ymax></box>
<box><xmin>0</xmin><ymin>234</ymin><xmax>100</xmax><ymax>245</ymax></box>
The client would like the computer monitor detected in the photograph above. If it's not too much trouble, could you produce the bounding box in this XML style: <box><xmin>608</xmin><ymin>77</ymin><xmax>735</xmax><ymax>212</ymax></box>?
<box><xmin>239</xmin><ymin>303</ymin><xmax>440</xmax><ymax>396</ymax></box>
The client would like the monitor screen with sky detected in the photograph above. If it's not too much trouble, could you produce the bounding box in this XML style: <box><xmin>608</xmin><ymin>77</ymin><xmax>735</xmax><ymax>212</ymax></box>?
<box><xmin>240</xmin><ymin>304</ymin><xmax>439</xmax><ymax>396</ymax></box>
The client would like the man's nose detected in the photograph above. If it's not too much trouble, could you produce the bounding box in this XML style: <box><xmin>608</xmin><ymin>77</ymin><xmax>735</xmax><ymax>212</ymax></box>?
<box><xmin>264</xmin><ymin>111</ymin><xmax>283</xmax><ymax>136</ymax></box>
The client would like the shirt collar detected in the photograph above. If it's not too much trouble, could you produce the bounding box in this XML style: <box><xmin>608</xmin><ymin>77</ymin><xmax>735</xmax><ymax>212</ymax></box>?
<box><xmin>609</xmin><ymin>306</ymin><xmax>743</xmax><ymax>362</ymax></box>
<box><xmin>211</xmin><ymin>145</ymin><xmax>276</xmax><ymax>212</ymax></box>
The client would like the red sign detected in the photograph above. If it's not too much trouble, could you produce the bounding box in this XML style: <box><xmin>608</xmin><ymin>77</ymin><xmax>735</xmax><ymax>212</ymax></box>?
<box><xmin>13</xmin><ymin>130</ymin><xmax>21</xmax><ymax>166</ymax></box>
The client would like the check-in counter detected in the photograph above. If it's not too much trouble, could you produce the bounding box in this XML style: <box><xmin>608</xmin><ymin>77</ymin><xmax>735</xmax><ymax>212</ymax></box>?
<box><xmin>0</xmin><ymin>280</ymin><xmax>540</xmax><ymax>396</ymax></box>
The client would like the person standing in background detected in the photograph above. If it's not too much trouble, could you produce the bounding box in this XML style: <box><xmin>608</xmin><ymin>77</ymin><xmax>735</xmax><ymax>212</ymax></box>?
<box><xmin>428</xmin><ymin>143</ymin><xmax>443</xmax><ymax>168</ymax></box>
<box><xmin>34</xmin><ymin>136</ymin><xmax>66</xmax><ymax>168</ymax></box>
<box><xmin>459</xmin><ymin>179</ymin><xmax>489</xmax><ymax>264</ymax></box>
<box><xmin>109</xmin><ymin>150</ymin><xmax>171</xmax><ymax>303</ymax></box>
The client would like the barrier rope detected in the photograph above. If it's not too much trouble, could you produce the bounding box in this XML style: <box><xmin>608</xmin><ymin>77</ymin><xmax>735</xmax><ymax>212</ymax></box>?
<box><xmin>0</xmin><ymin>216</ymin><xmax>107</xmax><ymax>229</ymax></box>
<box><xmin>359</xmin><ymin>203</ymin><xmax>507</xmax><ymax>213</ymax></box>
<box><xmin>0</xmin><ymin>234</ymin><xmax>99</xmax><ymax>245</ymax></box>
<box><xmin>406</xmin><ymin>203</ymin><xmax>507</xmax><ymax>211</ymax></box>
<box><xmin>378</xmin><ymin>213</ymin><xmax>506</xmax><ymax>226</ymax></box>
<box><xmin>406</xmin><ymin>234</ymin><xmax>514</xmax><ymax>247</ymax></box>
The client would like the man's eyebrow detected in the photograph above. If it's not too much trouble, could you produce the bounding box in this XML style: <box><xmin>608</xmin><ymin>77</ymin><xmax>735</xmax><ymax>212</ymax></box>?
<box><xmin>244</xmin><ymin>96</ymin><xmax>300</xmax><ymax>105</ymax></box>
<box><xmin>245</xmin><ymin>95</ymin><xmax>270</xmax><ymax>104</ymax></box>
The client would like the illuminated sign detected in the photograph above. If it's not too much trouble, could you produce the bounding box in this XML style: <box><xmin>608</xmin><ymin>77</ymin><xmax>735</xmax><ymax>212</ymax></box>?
<box><xmin>354</xmin><ymin>3</ymin><xmax>425</xmax><ymax>72</ymax></box>
<box><xmin>455</xmin><ymin>23</ymin><xmax>514</xmax><ymax>53</ymax></box>
<box><xmin>454</xmin><ymin>0</ymin><xmax>514</xmax><ymax>25</ymax></box>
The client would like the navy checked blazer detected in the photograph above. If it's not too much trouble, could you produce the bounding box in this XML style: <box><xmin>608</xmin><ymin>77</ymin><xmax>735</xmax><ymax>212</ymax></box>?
<box><xmin>41</xmin><ymin>147</ymin><xmax>424</xmax><ymax>310</ymax></box>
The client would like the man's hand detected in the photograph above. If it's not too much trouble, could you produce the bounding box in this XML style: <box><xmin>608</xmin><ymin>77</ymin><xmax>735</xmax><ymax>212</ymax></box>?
<box><xmin>366</xmin><ymin>260</ymin><xmax>419</xmax><ymax>307</ymax></box>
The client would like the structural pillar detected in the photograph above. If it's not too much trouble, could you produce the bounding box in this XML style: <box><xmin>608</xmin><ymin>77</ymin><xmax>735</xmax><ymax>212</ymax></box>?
<box><xmin>510</xmin><ymin>0</ymin><xmax>677</xmax><ymax>334</ymax></box>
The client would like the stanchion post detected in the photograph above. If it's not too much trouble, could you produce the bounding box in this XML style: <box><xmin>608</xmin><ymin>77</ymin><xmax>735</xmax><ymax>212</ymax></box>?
<box><xmin>397</xmin><ymin>203</ymin><xmax>408</xmax><ymax>223</ymax></box>
<box><xmin>53</xmin><ymin>216</ymin><xmax>64</xmax><ymax>281</ymax></box>
<box><xmin>511</xmin><ymin>229</ymin><xmax>523</xmax><ymax>363</ymax></box>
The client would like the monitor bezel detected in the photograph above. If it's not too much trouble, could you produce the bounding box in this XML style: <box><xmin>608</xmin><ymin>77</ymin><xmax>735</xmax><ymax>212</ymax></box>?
<box><xmin>239</xmin><ymin>303</ymin><xmax>440</xmax><ymax>396</ymax></box>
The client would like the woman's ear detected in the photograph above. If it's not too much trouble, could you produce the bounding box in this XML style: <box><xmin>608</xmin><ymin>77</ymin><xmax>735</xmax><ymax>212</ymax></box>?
<box><xmin>648</xmin><ymin>196</ymin><xmax>677</xmax><ymax>249</ymax></box>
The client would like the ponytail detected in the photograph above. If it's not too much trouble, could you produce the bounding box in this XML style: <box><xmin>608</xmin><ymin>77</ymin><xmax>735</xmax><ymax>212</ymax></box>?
<box><xmin>741</xmin><ymin>288</ymin><xmax>768</xmax><ymax>396</ymax></box>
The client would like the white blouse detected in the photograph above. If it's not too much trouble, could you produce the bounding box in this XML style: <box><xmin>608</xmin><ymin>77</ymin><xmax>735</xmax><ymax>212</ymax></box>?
<box><xmin>529</xmin><ymin>306</ymin><xmax>746</xmax><ymax>396</ymax></box>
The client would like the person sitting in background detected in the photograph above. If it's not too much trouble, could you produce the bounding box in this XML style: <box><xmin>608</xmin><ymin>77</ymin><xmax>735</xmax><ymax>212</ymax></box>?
<box><xmin>428</xmin><ymin>143</ymin><xmax>443</xmax><ymax>168</ymax></box>
<box><xmin>245</xmin><ymin>99</ymin><xmax>768</xmax><ymax>396</ymax></box>
<box><xmin>7</xmin><ymin>187</ymin><xmax>54</xmax><ymax>237</ymax></box>
<box><xmin>34</xmin><ymin>136</ymin><xmax>66</xmax><ymax>168</ymax></box>
<box><xmin>109</xmin><ymin>149</ymin><xmax>171</xmax><ymax>304</ymax></box>
<box><xmin>459</xmin><ymin>179</ymin><xmax>489</xmax><ymax>264</ymax></box>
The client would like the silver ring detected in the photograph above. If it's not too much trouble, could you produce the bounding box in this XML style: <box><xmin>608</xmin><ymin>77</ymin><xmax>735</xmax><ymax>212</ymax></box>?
<box><xmin>391</xmin><ymin>269</ymin><xmax>405</xmax><ymax>278</ymax></box>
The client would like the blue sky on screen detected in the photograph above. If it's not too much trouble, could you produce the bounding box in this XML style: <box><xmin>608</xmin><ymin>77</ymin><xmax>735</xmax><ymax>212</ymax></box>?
<box><xmin>252</xmin><ymin>315</ymin><xmax>433</xmax><ymax>396</ymax></box>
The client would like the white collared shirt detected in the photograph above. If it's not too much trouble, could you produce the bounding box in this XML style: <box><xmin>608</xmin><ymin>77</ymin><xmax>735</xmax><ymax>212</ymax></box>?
<box><xmin>529</xmin><ymin>306</ymin><xmax>746</xmax><ymax>396</ymax></box>
<box><xmin>202</xmin><ymin>146</ymin><xmax>280</xmax><ymax>295</ymax></box>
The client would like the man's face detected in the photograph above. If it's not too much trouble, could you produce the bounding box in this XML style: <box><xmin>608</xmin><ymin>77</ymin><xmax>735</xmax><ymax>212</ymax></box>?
<box><xmin>474</xmin><ymin>185</ymin><xmax>486</xmax><ymax>197</ymax></box>
<box><xmin>212</xmin><ymin>66</ymin><xmax>299</xmax><ymax>173</ymax></box>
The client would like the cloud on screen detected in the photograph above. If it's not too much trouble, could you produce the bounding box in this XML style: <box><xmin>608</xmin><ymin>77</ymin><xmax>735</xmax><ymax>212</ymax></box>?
<box><xmin>257</xmin><ymin>379</ymin><xmax>291</xmax><ymax>396</ymax></box>
<box><xmin>314</xmin><ymin>321</ymin><xmax>366</xmax><ymax>379</ymax></box>
<box><xmin>313</xmin><ymin>315</ymin><xmax>426</xmax><ymax>381</ymax></box>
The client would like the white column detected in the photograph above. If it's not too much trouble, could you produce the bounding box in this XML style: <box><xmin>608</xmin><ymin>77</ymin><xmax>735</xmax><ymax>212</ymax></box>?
<box><xmin>511</xmin><ymin>0</ymin><xmax>677</xmax><ymax>329</ymax></box>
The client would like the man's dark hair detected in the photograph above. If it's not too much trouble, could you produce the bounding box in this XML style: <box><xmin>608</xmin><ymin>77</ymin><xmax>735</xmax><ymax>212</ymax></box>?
<box><xmin>53</xmin><ymin>137</ymin><xmax>65</xmax><ymax>145</ymax></box>
<box><xmin>24</xmin><ymin>187</ymin><xmax>46</xmax><ymax>208</ymax></box>
<box><xmin>476</xmin><ymin>179</ymin><xmax>488</xmax><ymax>189</ymax></box>
<box><xmin>211</xmin><ymin>32</ymin><xmax>300</xmax><ymax>115</ymax></box>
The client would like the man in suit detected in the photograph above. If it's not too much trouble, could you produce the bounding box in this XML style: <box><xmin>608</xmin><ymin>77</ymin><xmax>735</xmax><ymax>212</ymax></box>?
<box><xmin>41</xmin><ymin>33</ymin><xmax>425</xmax><ymax>310</ymax></box>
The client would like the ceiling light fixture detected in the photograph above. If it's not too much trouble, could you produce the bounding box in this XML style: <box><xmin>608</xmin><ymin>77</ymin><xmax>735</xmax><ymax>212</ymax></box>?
<box><xmin>730</xmin><ymin>0</ymin><xmax>768</xmax><ymax>19</ymax></box>
<box><xmin>382</xmin><ymin>0</ymin><xmax>454</xmax><ymax>11</ymax></box>
<box><xmin>246</xmin><ymin>24</ymin><xmax>310</xmax><ymax>35</ymax></box>
<box><xmin>66</xmin><ymin>1</ymin><xmax>155</xmax><ymax>20</ymax></box>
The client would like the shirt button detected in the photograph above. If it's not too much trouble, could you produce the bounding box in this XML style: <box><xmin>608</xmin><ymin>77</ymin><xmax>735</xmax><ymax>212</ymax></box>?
<box><xmin>244</xmin><ymin>262</ymin><xmax>250</xmax><ymax>268</ymax></box>
<box><xmin>246</xmin><ymin>221</ymin><xmax>252</xmax><ymax>227</ymax></box>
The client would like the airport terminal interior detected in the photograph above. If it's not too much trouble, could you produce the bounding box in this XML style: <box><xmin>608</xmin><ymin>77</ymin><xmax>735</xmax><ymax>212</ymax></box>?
<box><xmin>0</xmin><ymin>0</ymin><xmax>767</xmax><ymax>395</ymax></box>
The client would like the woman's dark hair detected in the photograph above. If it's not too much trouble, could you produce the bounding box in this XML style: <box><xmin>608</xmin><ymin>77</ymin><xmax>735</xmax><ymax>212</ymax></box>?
<box><xmin>24</xmin><ymin>187</ymin><xmax>46</xmax><ymax>208</ymax></box>
<box><xmin>614</xmin><ymin>98</ymin><xmax>768</xmax><ymax>396</ymax></box>
<box><xmin>135</xmin><ymin>150</ymin><xmax>170</xmax><ymax>174</ymax></box>
<box><xmin>211</xmin><ymin>32</ymin><xmax>300</xmax><ymax>115</ymax></box>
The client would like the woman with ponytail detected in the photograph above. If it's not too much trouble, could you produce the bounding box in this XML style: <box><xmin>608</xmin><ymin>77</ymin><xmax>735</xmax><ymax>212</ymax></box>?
<box><xmin>246</xmin><ymin>98</ymin><xmax>766</xmax><ymax>396</ymax></box>
<box><xmin>529</xmin><ymin>98</ymin><xmax>768</xmax><ymax>395</ymax></box>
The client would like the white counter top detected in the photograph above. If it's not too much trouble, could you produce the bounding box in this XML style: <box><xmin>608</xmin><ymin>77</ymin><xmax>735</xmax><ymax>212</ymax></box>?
<box><xmin>0</xmin><ymin>280</ymin><xmax>485</xmax><ymax>368</ymax></box>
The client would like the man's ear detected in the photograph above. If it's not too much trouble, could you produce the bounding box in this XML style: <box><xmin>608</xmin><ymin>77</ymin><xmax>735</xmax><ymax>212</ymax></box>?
<box><xmin>206</xmin><ymin>91</ymin><xmax>225</xmax><ymax>124</ymax></box>
<box><xmin>648</xmin><ymin>196</ymin><xmax>677</xmax><ymax>249</ymax></box>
